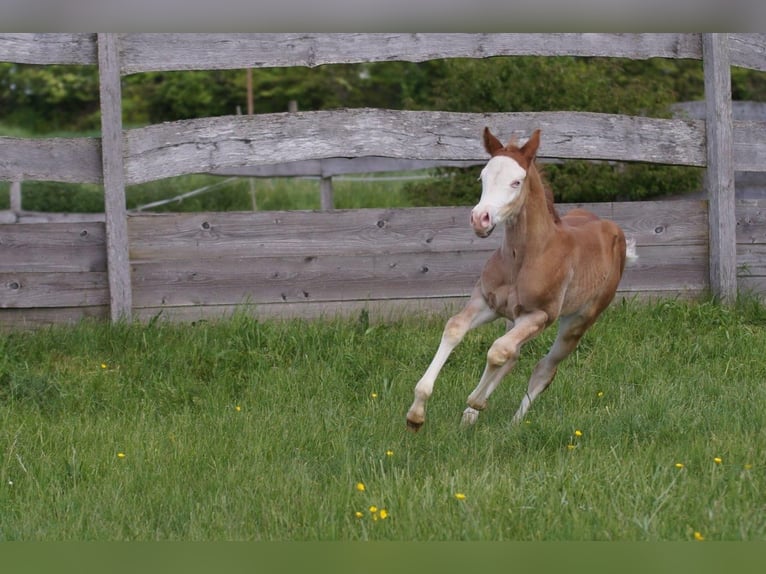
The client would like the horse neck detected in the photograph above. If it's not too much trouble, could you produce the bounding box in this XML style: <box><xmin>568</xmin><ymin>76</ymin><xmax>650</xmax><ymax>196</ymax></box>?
<box><xmin>503</xmin><ymin>163</ymin><xmax>557</xmax><ymax>252</ymax></box>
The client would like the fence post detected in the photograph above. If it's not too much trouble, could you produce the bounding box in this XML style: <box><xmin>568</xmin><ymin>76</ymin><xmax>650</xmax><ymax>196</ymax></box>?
<box><xmin>320</xmin><ymin>176</ymin><xmax>334</xmax><ymax>210</ymax></box>
<box><xmin>10</xmin><ymin>179</ymin><xmax>21</xmax><ymax>214</ymax></box>
<box><xmin>97</xmin><ymin>33</ymin><xmax>133</xmax><ymax>322</ymax></box>
<box><xmin>703</xmin><ymin>33</ymin><xmax>737</xmax><ymax>304</ymax></box>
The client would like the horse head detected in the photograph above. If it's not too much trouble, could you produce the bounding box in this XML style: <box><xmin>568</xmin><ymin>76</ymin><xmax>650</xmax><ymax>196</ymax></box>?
<box><xmin>470</xmin><ymin>128</ymin><xmax>540</xmax><ymax>237</ymax></box>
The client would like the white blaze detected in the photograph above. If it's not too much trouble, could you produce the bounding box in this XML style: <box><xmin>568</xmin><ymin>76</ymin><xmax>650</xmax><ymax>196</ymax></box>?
<box><xmin>473</xmin><ymin>155</ymin><xmax>527</xmax><ymax>227</ymax></box>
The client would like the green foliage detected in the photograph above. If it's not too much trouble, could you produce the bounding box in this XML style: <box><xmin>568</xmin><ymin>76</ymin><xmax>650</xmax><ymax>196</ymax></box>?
<box><xmin>403</xmin><ymin>161</ymin><xmax>704</xmax><ymax>206</ymax></box>
<box><xmin>403</xmin><ymin>56</ymin><xmax>708</xmax><ymax>205</ymax></box>
<box><xmin>428</xmin><ymin>57</ymin><xmax>703</xmax><ymax>115</ymax></box>
<box><xmin>549</xmin><ymin>162</ymin><xmax>704</xmax><ymax>203</ymax></box>
<box><xmin>1</xmin><ymin>297</ymin><xmax>766</xmax><ymax>540</ymax></box>
<box><xmin>120</xmin><ymin>62</ymin><xmax>445</xmax><ymax>124</ymax></box>
<box><xmin>15</xmin><ymin>181</ymin><xmax>105</xmax><ymax>212</ymax></box>
<box><xmin>3</xmin><ymin>55</ymin><xmax>765</xmax><ymax>208</ymax></box>
<box><xmin>0</xmin><ymin>63</ymin><xmax>101</xmax><ymax>133</ymax></box>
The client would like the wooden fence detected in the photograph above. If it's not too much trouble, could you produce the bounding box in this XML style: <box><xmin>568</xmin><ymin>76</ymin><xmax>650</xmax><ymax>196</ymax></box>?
<box><xmin>1</xmin><ymin>33</ymin><xmax>766</xmax><ymax>328</ymax></box>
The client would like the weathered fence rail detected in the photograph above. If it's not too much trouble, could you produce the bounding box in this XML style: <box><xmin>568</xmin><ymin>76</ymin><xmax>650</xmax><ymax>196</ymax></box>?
<box><xmin>2</xmin><ymin>33</ymin><xmax>766</xmax><ymax>328</ymax></box>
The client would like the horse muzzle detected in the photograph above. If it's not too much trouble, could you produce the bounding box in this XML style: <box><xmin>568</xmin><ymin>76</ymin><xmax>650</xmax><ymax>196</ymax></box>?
<box><xmin>470</xmin><ymin>208</ymin><xmax>496</xmax><ymax>237</ymax></box>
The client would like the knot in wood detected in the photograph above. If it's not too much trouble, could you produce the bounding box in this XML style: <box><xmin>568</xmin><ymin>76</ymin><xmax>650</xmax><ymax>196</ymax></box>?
<box><xmin>654</xmin><ymin>225</ymin><xmax>664</xmax><ymax>234</ymax></box>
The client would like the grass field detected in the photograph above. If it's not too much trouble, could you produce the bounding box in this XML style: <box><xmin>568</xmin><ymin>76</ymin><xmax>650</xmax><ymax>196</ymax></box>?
<box><xmin>1</xmin><ymin>296</ymin><xmax>765</xmax><ymax>541</ymax></box>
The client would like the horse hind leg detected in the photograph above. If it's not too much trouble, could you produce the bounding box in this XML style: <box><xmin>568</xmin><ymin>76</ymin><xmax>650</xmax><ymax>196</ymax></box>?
<box><xmin>511</xmin><ymin>312</ymin><xmax>594</xmax><ymax>423</ymax></box>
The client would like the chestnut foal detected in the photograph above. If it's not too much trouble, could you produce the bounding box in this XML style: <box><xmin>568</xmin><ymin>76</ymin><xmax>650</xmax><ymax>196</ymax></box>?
<box><xmin>406</xmin><ymin>128</ymin><xmax>634</xmax><ymax>431</ymax></box>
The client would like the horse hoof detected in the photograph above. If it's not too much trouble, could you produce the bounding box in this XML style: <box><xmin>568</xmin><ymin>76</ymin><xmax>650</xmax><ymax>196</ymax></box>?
<box><xmin>461</xmin><ymin>407</ymin><xmax>480</xmax><ymax>426</ymax></box>
<box><xmin>406</xmin><ymin>418</ymin><xmax>424</xmax><ymax>432</ymax></box>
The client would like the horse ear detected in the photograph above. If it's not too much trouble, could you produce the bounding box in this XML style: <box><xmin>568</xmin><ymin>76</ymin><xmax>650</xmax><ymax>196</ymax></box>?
<box><xmin>520</xmin><ymin>129</ymin><xmax>541</xmax><ymax>160</ymax></box>
<box><xmin>483</xmin><ymin>127</ymin><xmax>504</xmax><ymax>156</ymax></box>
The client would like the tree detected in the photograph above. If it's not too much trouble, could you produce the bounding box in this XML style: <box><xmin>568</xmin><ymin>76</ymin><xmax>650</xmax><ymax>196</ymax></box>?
<box><xmin>402</xmin><ymin>56</ymin><xmax>709</xmax><ymax>205</ymax></box>
<box><xmin>0</xmin><ymin>63</ymin><xmax>101</xmax><ymax>133</ymax></box>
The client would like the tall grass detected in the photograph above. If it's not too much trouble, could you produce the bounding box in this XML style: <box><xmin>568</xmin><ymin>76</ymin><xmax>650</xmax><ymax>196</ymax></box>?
<box><xmin>2</xmin><ymin>174</ymin><xmax>423</xmax><ymax>214</ymax></box>
<box><xmin>1</xmin><ymin>297</ymin><xmax>765</xmax><ymax>540</ymax></box>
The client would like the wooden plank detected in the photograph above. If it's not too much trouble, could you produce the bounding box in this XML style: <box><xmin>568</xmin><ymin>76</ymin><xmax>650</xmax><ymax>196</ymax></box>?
<box><xmin>673</xmin><ymin>100</ymin><xmax>766</xmax><ymax>122</ymax></box>
<box><xmin>211</xmin><ymin>157</ymin><xmax>484</xmax><ymax>178</ymax></box>
<box><xmin>132</xmin><ymin>298</ymin><xmax>467</xmax><ymax>324</ymax></box>
<box><xmin>703</xmin><ymin>33</ymin><xmax>737</xmax><ymax>303</ymax></box>
<box><xmin>124</xmin><ymin>110</ymin><xmax>706</xmax><ymax>184</ymax></box>
<box><xmin>738</xmin><ymin>276</ymin><xmax>766</xmax><ymax>299</ymax></box>
<box><xmin>618</xmin><ymin>244</ymin><xmax>708</xmax><ymax>292</ymax></box>
<box><xmin>0</xmin><ymin>136</ymin><xmax>103</xmax><ymax>183</ymax></box>
<box><xmin>127</xmin><ymin>201</ymin><xmax>707</xmax><ymax>265</ymax></box>
<box><xmin>731</xmin><ymin>121</ymin><xmax>766</xmax><ymax>173</ymax></box>
<box><xmin>130</xmin><ymin>242</ymin><xmax>705</xmax><ymax>308</ymax></box>
<box><xmin>131</xmin><ymin>289</ymin><xmax>706</xmax><ymax>327</ymax></box>
<box><xmin>737</xmin><ymin>243</ymin><xmax>766</xmax><ymax>276</ymax></box>
<box><xmin>128</xmin><ymin>207</ymin><xmax>496</xmax><ymax>260</ymax></box>
<box><xmin>0</xmin><ymin>33</ymin><xmax>97</xmax><ymax>65</ymax></box>
<box><xmin>118</xmin><ymin>33</ymin><xmax>702</xmax><ymax>74</ymax></box>
<box><xmin>0</xmin><ymin>222</ymin><xmax>106</xmax><ymax>272</ymax></box>
<box><xmin>736</xmin><ymin>199</ymin><xmax>766</xmax><ymax>244</ymax></box>
<box><xmin>98</xmin><ymin>33</ymin><xmax>132</xmax><ymax>322</ymax></box>
<box><xmin>0</xmin><ymin>306</ymin><xmax>108</xmax><ymax>331</ymax></box>
<box><xmin>729</xmin><ymin>34</ymin><xmax>766</xmax><ymax>72</ymax></box>
<box><xmin>130</xmin><ymin>250</ymin><xmax>486</xmax><ymax>307</ymax></box>
<box><xmin>563</xmin><ymin>200</ymin><xmax>708</xmax><ymax>246</ymax></box>
<box><xmin>9</xmin><ymin>180</ymin><xmax>21</xmax><ymax>212</ymax></box>
<box><xmin>14</xmin><ymin>211</ymin><xmax>105</xmax><ymax>224</ymax></box>
<box><xmin>0</xmin><ymin>272</ymin><xmax>108</xmax><ymax>308</ymax></box>
<box><xmin>319</xmin><ymin>177</ymin><xmax>334</xmax><ymax>210</ymax></box>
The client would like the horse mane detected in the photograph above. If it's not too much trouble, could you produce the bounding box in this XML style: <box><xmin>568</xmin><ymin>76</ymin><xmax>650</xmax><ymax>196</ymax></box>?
<box><xmin>497</xmin><ymin>134</ymin><xmax>561</xmax><ymax>226</ymax></box>
<box><xmin>534</xmin><ymin>161</ymin><xmax>562</xmax><ymax>225</ymax></box>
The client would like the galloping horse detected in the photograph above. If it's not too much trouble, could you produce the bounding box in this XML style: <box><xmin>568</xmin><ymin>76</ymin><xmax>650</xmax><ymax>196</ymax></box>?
<box><xmin>406</xmin><ymin>127</ymin><xmax>635</xmax><ymax>431</ymax></box>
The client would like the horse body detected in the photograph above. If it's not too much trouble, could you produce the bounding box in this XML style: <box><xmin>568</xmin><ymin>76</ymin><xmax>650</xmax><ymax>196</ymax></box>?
<box><xmin>406</xmin><ymin>127</ymin><xmax>633</xmax><ymax>431</ymax></box>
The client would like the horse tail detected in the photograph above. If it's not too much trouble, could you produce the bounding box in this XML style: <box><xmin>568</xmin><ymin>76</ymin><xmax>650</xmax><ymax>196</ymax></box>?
<box><xmin>625</xmin><ymin>236</ymin><xmax>639</xmax><ymax>266</ymax></box>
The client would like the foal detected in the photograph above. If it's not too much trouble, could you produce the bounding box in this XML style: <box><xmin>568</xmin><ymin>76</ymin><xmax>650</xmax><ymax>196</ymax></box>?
<box><xmin>406</xmin><ymin>128</ymin><xmax>633</xmax><ymax>430</ymax></box>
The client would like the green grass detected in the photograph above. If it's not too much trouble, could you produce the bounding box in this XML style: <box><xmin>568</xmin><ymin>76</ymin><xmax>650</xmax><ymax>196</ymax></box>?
<box><xmin>2</xmin><ymin>174</ymin><xmax>423</xmax><ymax>213</ymax></box>
<box><xmin>125</xmin><ymin>173</ymin><xmax>425</xmax><ymax>212</ymax></box>
<box><xmin>1</xmin><ymin>297</ymin><xmax>766</xmax><ymax>540</ymax></box>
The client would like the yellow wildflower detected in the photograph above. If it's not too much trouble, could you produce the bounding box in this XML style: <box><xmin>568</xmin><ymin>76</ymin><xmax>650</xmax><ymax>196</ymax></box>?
<box><xmin>454</xmin><ymin>493</ymin><xmax>466</xmax><ymax>501</ymax></box>
<box><xmin>744</xmin><ymin>464</ymin><xmax>753</xmax><ymax>470</ymax></box>
<box><xmin>675</xmin><ymin>462</ymin><xmax>685</xmax><ymax>469</ymax></box>
<box><xmin>385</xmin><ymin>450</ymin><xmax>394</xmax><ymax>457</ymax></box>
<box><xmin>694</xmin><ymin>531</ymin><xmax>705</xmax><ymax>541</ymax></box>
<box><xmin>574</xmin><ymin>430</ymin><xmax>583</xmax><ymax>437</ymax></box>
<box><xmin>100</xmin><ymin>363</ymin><xmax>108</xmax><ymax>370</ymax></box>
<box><xmin>369</xmin><ymin>505</ymin><xmax>378</xmax><ymax>513</ymax></box>
<box><xmin>567</xmin><ymin>444</ymin><xmax>576</xmax><ymax>450</ymax></box>
<box><xmin>370</xmin><ymin>392</ymin><xmax>378</xmax><ymax>399</ymax></box>
<box><xmin>117</xmin><ymin>452</ymin><xmax>126</xmax><ymax>459</ymax></box>
<box><xmin>355</xmin><ymin>482</ymin><xmax>366</xmax><ymax>492</ymax></box>
<box><xmin>235</xmin><ymin>405</ymin><xmax>242</xmax><ymax>412</ymax></box>
<box><xmin>379</xmin><ymin>509</ymin><xmax>389</xmax><ymax>520</ymax></box>
<box><xmin>597</xmin><ymin>391</ymin><xmax>604</xmax><ymax>398</ymax></box>
<box><xmin>713</xmin><ymin>457</ymin><xmax>723</xmax><ymax>465</ymax></box>
<box><xmin>354</xmin><ymin>511</ymin><xmax>364</xmax><ymax>519</ymax></box>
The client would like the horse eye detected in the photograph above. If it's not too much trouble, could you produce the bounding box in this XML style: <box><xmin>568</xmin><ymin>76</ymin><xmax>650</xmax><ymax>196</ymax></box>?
<box><xmin>510</xmin><ymin>180</ymin><xmax>521</xmax><ymax>188</ymax></box>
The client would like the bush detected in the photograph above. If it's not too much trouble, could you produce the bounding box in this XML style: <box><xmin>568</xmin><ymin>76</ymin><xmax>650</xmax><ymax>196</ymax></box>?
<box><xmin>403</xmin><ymin>161</ymin><xmax>703</xmax><ymax>207</ymax></box>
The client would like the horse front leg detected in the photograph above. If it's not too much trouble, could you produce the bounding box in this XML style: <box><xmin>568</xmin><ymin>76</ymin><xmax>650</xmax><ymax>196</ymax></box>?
<box><xmin>462</xmin><ymin>310</ymin><xmax>548</xmax><ymax>426</ymax></box>
<box><xmin>406</xmin><ymin>287</ymin><xmax>497</xmax><ymax>432</ymax></box>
